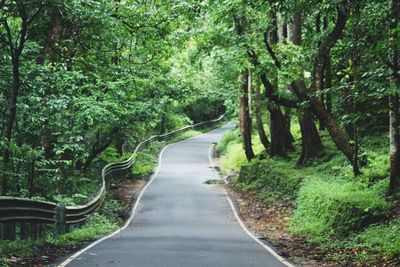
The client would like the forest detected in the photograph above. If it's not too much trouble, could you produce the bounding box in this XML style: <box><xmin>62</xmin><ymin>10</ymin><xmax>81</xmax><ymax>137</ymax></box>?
<box><xmin>1</xmin><ymin>0</ymin><xmax>400</xmax><ymax>266</ymax></box>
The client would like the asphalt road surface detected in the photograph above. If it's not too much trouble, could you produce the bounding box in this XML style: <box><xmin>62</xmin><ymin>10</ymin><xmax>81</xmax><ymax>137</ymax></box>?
<box><xmin>63</xmin><ymin>123</ymin><xmax>288</xmax><ymax>267</ymax></box>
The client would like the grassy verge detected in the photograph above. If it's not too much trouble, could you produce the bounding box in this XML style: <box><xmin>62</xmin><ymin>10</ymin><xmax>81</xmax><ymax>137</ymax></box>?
<box><xmin>218</xmin><ymin>120</ymin><xmax>400</xmax><ymax>265</ymax></box>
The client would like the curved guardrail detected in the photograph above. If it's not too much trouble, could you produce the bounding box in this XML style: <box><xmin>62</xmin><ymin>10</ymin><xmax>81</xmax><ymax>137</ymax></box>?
<box><xmin>0</xmin><ymin>114</ymin><xmax>225</xmax><ymax>240</ymax></box>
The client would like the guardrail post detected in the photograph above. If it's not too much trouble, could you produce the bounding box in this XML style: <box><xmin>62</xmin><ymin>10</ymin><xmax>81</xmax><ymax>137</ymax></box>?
<box><xmin>0</xmin><ymin>223</ymin><xmax>3</xmax><ymax>240</ymax></box>
<box><xmin>4</xmin><ymin>223</ymin><xmax>16</xmax><ymax>240</ymax></box>
<box><xmin>30</xmin><ymin>223</ymin><xmax>37</xmax><ymax>239</ymax></box>
<box><xmin>20</xmin><ymin>223</ymin><xmax>30</xmax><ymax>240</ymax></box>
<box><xmin>55</xmin><ymin>205</ymin><xmax>66</xmax><ymax>235</ymax></box>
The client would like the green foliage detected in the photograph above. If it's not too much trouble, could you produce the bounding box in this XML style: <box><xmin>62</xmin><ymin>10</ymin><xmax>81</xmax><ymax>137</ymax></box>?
<box><xmin>235</xmin><ymin>158</ymin><xmax>302</xmax><ymax>202</ymax></box>
<box><xmin>99</xmin><ymin>197</ymin><xmax>125</xmax><ymax>225</ymax></box>
<box><xmin>53</xmin><ymin>213</ymin><xmax>117</xmax><ymax>246</ymax></box>
<box><xmin>216</xmin><ymin>129</ymin><xmax>241</xmax><ymax>154</ymax></box>
<box><xmin>290</xmin><ymin>179</ymin><xmax>390</xmax><ymax>240</ymax></box>
<box><xmin>0</xmin><ymin>257</ymin><xmax>8</xmax><ymax>267</ymax></box>
<box><xmin>344</xmin><ymin>217</ymin><xmax>400</xmax><ymax>260</ymax></box>
<box><xmin>203</xmin><ymin>179</ymin><xmax>224</xmax><ymax>185</ymax></box>
<box><xmin>0</xmin><ymin>240</ymin><xmax>42</xmax><ymax>260</ymax></box>
<box><xmin>217</xmin><ymin>128</ymin><xmax>265</xmax><ymax>173</ymax></box>
<box><xmin>219</xmin><ymin>125</ymin><xmax>396</xmax><ymax>263</ymax></box>
<box><xmin>133</xmin><ymin>141</ymin><xmax>165</xmax><ymax>177</ymax></box>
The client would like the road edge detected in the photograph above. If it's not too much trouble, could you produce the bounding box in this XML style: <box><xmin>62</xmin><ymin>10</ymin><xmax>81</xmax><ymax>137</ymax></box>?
<box><xmin>207</xmin><ymin>145</ymin><xmax>296</xmax><ymax>267</ymax></box>
<box><xmin>57</xmin><ymin>124</ymin><xmax>228</xmax><ymax>267</ymax></box>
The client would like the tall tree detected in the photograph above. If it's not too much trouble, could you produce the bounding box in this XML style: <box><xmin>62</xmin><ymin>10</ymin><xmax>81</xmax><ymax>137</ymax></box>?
<box><xmin>0</xmin><ymin>1</ymin><xmax>45</xmax><ymax>194</ymax></box>
<box><xmin>288</xmin><ymin>9</ymin><xmax>323</xmax><ymax>165</ymax></box>
<box><xmin>388</xmin><ymin>0</ymin><xmax>400</xmax><ymax>194</ymax></box>
<box><xmin>254</xmin><ymin>79</ymin><xmax>270</xmax><ymax>150</ymax></box>
<box><xmin>234</xmin><ymin>15</ymin><xmax>255</xmax><ymax>161</ymax></box>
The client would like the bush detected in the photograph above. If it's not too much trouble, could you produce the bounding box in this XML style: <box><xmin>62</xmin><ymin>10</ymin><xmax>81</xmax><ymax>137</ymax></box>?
<box><xmin>216</xmin><ymin>130</ymin><xmax>241</xmax><ymax>154</ymax></box>
<box><xmin>290</xmin><ymin>179</ymin><xmax>391</xmax><ymax>240</ymax></box>
<box><xmin>234</xmin><ymin>158</ymin><xmax>302</xmax><ymax>201</ymax></box>
<box><xmin>345</xmin><ymin>217</ymin><xmax>400</xmax><ymax>259</ymax></box>
<box><xmin>53</xmin><ymin>213</ymin><xmax>117</xmax><ymax>245</ymax></box>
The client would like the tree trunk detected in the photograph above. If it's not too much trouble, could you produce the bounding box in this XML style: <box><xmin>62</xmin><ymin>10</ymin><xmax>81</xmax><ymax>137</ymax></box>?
<box><xmin>289</xmin><ymin>10</ymin><xmax>323</xmax><ymax>165</ymax></box>
<box><xmin>239</xmin><ymin>70</ymin><xmax>255</xmax><ymax>161</ymax></box>
<box><xmin>325</xmin><ymin>56</ymin><xmax>333</xmax><ymax>113</ymax></box>
<box><xmin>115</xmin><ymin>132</ymin><xmax>124</xmax><ymax>156</ymax></box>
<box><xmin>309</xmin><ymin>1</ymin><xmax>356</xmax><ymax>165</ymax></box>
<box><xmin>160</xmin><ymin>113</ymin><xmax>166</xmax><ymax>134</ymax></box>
<box><xmin>37</xmin><ymin>7</ymin><xmax>63</xmax><ymax>64</ymax></box>
<box><xmin>28</xmin><ymin>153</ymin><xmax>35</xmax><ymax>198</ymax></box>
<box><xmin>388</xmin><ymin>0</ymin><xmax>400</xmax><ymax>194</ymax></box>
<box><xmin>254</xmin><ymin>80</ymin><xmax>270</xmax><ymax>150</ymax></box>
<box><xmin>2</xmin><ymin>55</ymin><xmax>21</xmax><ymax>195</ymax></box>
<box><xmin>389</xmin><ymin>94</ymin><xmax>400</xmax><ymax>194</ymax></box>
<box><xmin>261</xmin><ymin>10</ymin><xmax>293</xmax><ymax>158</ymax></box>
<box><xmin>268</xmin><ymin>104</ymin><xmax>289</xmax><ymax>157</ymax></box>
<box><xmin>350</xmin><ymin>1</ymin><xmax>362</xmax><ymax>176</ymax></box>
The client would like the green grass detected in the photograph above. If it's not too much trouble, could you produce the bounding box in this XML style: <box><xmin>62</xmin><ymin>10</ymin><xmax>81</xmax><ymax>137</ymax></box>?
<box><xmin>290</xmin><ymin>179</ymin><xmax>390</xmax><ymax>240</ymax></box>
<box><xmin>52</xmin><ymin>213</ymin><xmax>118</xmax><ymax>245</ymax></box>
<box><xmin>203</xmin><ymin>179</ymin><xmax>225</xmax><ymax>185</ymax></box>
<box><xmin>217</xmin><ymin>119</ymin><xmax>398</xmax><ymax>264</ymax></box>
<box><xmin>344</xmin><ymin>217</ymin><xmax>400</xmax><ymax>261</ymax></box>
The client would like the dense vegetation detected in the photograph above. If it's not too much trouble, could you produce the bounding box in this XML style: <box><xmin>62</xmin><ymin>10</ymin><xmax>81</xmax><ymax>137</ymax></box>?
<box><xmin>210</xmin><ymin>0</ymin><xmax>400</xmax><ymax>264</ymax></box>
<box><xmin>1</xmin><ymin>0</ymin><xmax>400</xmax><ymax>265</ymax></box>
<box><xmin>0</xmin><ymin>0</ymin><xmax>225</xmax><ymax>201</ymax></box>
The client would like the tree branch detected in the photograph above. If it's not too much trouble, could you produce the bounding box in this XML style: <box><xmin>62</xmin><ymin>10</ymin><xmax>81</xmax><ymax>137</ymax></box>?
<box><xmin>263</xmin><ymin>31</ymin><xmax>281</xmax><ymax>69</ymax></box>
<box><xmin>312</xmin><ymin>0</ymin><xmax>349</xmax><ymax>92</ymax></box>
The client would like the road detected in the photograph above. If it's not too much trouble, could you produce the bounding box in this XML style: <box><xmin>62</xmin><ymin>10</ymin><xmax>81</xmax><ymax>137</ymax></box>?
<box><xmin>61</xmin><ymin>123</ymin><xmax>289</xmax><ymax>267</ymax></box>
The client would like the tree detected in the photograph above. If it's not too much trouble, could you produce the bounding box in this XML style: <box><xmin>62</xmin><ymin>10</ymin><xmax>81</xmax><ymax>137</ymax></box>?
<box><xmin>388</xmin><ymin>0</ymin><xmax>400</xmax><ymax>194</ymax></box>
<box><xmin>0</xmin><ymin>0</ymin><xmax>45</xmax><ymax>194</ymax></box>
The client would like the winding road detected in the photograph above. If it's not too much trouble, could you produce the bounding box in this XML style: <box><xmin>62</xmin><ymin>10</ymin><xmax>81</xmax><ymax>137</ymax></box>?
<box><xmin>59</xmin><ymin>123</ymin><xmax>291</xmax><ymax>267</ymax></box>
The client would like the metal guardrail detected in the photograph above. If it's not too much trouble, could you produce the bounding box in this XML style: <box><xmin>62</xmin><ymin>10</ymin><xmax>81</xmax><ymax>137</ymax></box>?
<box><xmin>0</xmin><ymin>114</ymin><xmax>225</xmax><ymax>240</ymax></box>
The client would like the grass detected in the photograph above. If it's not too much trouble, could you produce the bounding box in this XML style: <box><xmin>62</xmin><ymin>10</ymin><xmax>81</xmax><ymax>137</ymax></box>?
<box><xmin>217</xmin><ymin>118</ymin><xmax>399</xmax><ymax>264</ymax></box>
<box><xmin>203</xmin><ymin>179</ymin><xmax>225</xmax><ymax>185</ymax></box>
<box><xmin>52</xmin><ymin>213</ymin><xmax>118</xmax><ymax>246</ymax></box>
<box><xmin>0</xmin><ymin>213</ymin><xmax>117</xmax><ymax>266</ymax></box>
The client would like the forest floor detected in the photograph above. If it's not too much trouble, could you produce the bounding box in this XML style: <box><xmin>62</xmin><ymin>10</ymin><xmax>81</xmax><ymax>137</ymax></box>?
<box><xmin>225</xmin><ymin>182</ymin><xmax>400</xmax><ymax>267</ymax></box>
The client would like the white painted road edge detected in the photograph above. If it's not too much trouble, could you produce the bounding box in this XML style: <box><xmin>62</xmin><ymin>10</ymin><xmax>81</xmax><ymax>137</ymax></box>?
<box><xmin>207</xmin><ymin>145</ymin><xmax>296</xmax><ymax>267</ymax></box>
<box><xmin>57</xmin><ymin>143</ymin><xmax>170</xmax><ymax>267</ymax></box>
<box><xmin>57</xmin><ymin>125</ymin><xmax>225</xmax><ymax>266</ymax></box>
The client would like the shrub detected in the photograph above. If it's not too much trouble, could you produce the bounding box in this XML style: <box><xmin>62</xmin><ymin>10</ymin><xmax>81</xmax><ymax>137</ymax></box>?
<box><xmin>234</xmin><ymin>158</ymin><xmax>302</xmax><ymax>201</ymax></box>
<box><xmin>290</xmin><ymin>179</ymin><xmax>391</xmax><ymax>240</ymax></box>
<box><xmin>216</xmin><ymin>130</ymin><xmax>241</xmax><ymax>154</ymax></box>
<box><xmin>346</xmin><ymin>217</ymin><xmax>400</xmax><ymax>259</ymax></box>
<box><xmin>53</xmin><ymin>213</ymin><xmax>117</xmax><ymax>245</ymax></box>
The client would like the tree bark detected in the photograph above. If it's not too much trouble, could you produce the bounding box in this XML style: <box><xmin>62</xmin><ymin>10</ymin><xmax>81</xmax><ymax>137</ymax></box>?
<box><xmin>233</xmin><ymin>14</ymin><xmax>255</xmax><ymax>161</ymax></box>
<box><xmin>37</xmin><ymin>7</ymin><xmax>63</xmax><ymax>64</ymax></box>
<box><xmin>262</xmin><ymin>10</ymin><xmax>293</xmax><ymax>157</ymax></box>
<box><xmin>388</xmin><ymin>0</ymin><xmax>400</xmax><ymax>194</ymax></box>
<box><xmin>350</xmin><ymin>1</ymin><xmax>362</xmax><ymax>176</ymax></box>
<box><xmin>309</xmin><ymin>1</ymin><xmax>356</xmax><ymax>164</ymax></box>
<box><xmin>325</xmin><ymin>56</ymin><xmax>333</xmax><ymax>113</ymax></box>
<box><xmin>2</xmin><ymin>55</ymin><xmax>21</xmax><ymax>194</ymax></box>
<box><xmin>254</xmin><ymin>80</ymin><xmax>270</xmax><ymax>150</ymax></box>
<box><xmin>289</xmin><ymin>10</ymin><xmax>323</xmax><ymax>165</ymax></box>
<box><xmin>76</xmin><ymin>131</ymin><xmax>116</xmax><ymax>172</ymax></box>
<box><xmin>239</xmin><ymin>70</ymin><xmax>255</xmax><ymax>161</ymax></box>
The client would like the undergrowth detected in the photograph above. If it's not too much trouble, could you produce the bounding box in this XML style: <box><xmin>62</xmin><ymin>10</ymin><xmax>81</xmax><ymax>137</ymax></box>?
<box><xmin>218</xmin><ymin>119</ymin><xmax>399</xmax><ymax>264</ymax></box>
